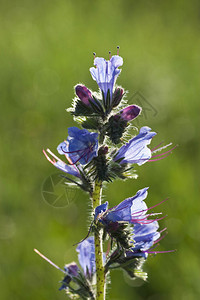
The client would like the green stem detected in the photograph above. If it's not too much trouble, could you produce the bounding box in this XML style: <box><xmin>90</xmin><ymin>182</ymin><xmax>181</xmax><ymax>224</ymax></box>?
<box><xmin>92</xmin><ymin>180</ymin><xmax>105</xmax><ymax>300</ymax></box>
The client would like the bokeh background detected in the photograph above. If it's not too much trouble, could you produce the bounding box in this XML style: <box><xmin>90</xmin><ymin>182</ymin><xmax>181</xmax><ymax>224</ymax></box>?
<box><xmin>0</xmin><ymin>0</ymin><xmax>199</xmax><ymax>299</ymax></box>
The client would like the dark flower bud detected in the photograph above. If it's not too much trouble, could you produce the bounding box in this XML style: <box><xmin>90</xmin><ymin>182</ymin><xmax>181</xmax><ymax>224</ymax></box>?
<box><xmin>65</xmin><ymin>262</ymin><xmax>79</xmax><ymax>277</ymax></box>
<box><xmin>75</xmin><ymin>84</ymin><xmax>93</xmax><ymax>105</ymax></box>
<box><xmin>118</xmin><ymin>105</ymin><xmax>141</xmax><ymax>121</ymax></box>
<box><xmin>112</xmin><ymin>87</ymin><xmax>124</xmax><ymax>108</ymax></box>
<box><xmin>98</xmin><ymin>146</ymin><xmax>108</xmax><ymax>155</ymax></box>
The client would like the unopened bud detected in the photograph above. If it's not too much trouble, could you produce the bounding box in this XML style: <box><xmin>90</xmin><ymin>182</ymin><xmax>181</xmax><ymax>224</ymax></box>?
<box><xmin>98</xmin><ymin>146</ymin><xmax>109</xmax><ymax>155</ymax></box>
<box><xmin>112</xmin><ymin>88</ymin><xmax>124</xmax><ymax>108</ymax></box>
<box><xmin>65</xmin><ymin>262</ymin><xmax>79</xmax><ymax>277</ymax></box>
<box><xmin>118</xmin><ymin>105</ymin><xmax>141</xmax><ymax>121</ymax></box>
<box><xmin>75</xmin><ymin>84</ymin><xmax>93</xmax><ymax>105</ymax></box>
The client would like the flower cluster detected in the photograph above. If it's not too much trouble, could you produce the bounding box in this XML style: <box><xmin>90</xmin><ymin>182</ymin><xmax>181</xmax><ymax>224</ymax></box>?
<box><xmin>95</xmin><ymin>188</ymin><xmax>167</xmax><ymax>258</ymax></box>
<box><xmin>37</xmin><ymin>49</ymin><xmax>175</xmax><ymax>299</ymax></box>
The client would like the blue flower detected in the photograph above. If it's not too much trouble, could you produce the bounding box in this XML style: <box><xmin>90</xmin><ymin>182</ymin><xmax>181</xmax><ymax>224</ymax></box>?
<box><xmin>95</xmin><ymin>188</ymin><xmax>148</xmax><ymax>223</ymax></box>
<box><xmin>59</xmin><ymin>238</ymin><xmax>96</xmax><ymax>293</ymax></box>
<box><xmin>94</xmin><ymin>201</ymin><xmax>108</xmax><ymax>220</ymax></box>
<box><xmin>57</xmin><ymin>127</ymin><xmax>98</xmax><ymax>165</ymax></box>
<box><xmin>127</xmin><ymin>221</ymin><xmax>160</xmax><ymax>259</ymax></box>
<box><xmin>76</xmin><ymin>236</ymin><xmax>96</xmax><ymax>277</ymax></box>
<box><xmin>114</xmin><ymin>126</ymin><xmax>156</xmax><ymax>165</ymax></box>
<box><xmin>43</xmin><ymin>149</ymin><xmax>81</xmax><ymax>178</ymax></box>
<box><xmin>90</xmin><ymin>55</ymin><xmax>123</xmax><ymax>101</ymax></box>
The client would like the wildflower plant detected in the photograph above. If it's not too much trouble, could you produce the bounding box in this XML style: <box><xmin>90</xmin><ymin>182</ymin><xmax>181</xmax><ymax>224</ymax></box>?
<box><xmin>36</xmin><ymin>47</ymin><xmax>175</xmax><ymax>299</ymax></box>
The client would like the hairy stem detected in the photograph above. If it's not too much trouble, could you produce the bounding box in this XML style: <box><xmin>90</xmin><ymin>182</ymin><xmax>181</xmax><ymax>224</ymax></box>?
<box><xmin>92</xmin><ymin>180</ymin><xmax>105</xmax><ymax>300</ymax></box>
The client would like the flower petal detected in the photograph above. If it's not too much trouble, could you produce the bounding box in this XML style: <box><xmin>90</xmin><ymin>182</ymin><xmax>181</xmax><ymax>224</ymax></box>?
<box><xmin>76</xmin><ymin>237</ymin><xmax>96</xmax><ymax>277</ymax></box>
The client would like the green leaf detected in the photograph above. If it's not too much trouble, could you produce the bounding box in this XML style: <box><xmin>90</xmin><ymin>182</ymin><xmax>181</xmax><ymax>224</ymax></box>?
<box><xmin>81</xmin><ymin>117</ymin><xmax>101</xmax><ymax>130</ymax></box>
<box><xmin>73</xmin><ymin>100</ymin><xmax>94</xmax><ymax>116</ymax></box>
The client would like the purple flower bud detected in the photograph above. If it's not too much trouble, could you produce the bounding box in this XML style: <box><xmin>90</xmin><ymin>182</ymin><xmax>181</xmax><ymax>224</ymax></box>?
<box><xmin>57</xmin><ymin>127</ymin><xmax>98</xmax><ymax>165</ymax></box>
<box><xmin>98</xmin><ymin>146</ymin><xmax>108</xmax><ymax>155</ymax></box>
<box><xmin>65</xmin><ymin>262</ymin><xmax>79</xmax><ymax>277</ymax></box>
<box><xmin>119</xmin><ymin>105</ymin><xmax>141</xmax><ymax>122</ymax></box>
<box><xmin>112</xmin><ymin>87</ymin><xmax>124</xmax><ymax>108</ymax></box>
<box><xmin>75</xmin><ymin>84</ymin><xmax>93</xmax><ymax>105</ymax></box>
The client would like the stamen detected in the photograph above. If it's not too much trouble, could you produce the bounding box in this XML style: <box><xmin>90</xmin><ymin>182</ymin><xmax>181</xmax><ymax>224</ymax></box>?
<box><xmin>151</xmin><ymin>141</ymin><xmax>164</xmax><ymax>152</ymax></box>
<box><xmin>46</xmin><ymin>148</ymin><xmax>62</xmax><ymax>163</ymax></box>
<box><xmin>131</xmin><ymin>198</ymin><xmax>168</xmax><ymax>218</ymax></box>
<box><xmin>132</xmin><ymin>214</ymin><xmax>167</xmax><ymax>225</ymax></box>
<box><xmin>109</xmin><ymin>51</ymin><xmax>111</xmax><ymax>59</ymax></box>
<box><xmin>61</xmin><ymin>147</ymin><xmax>86</xmax><ymax>154</ymax></box>
<box><xmin>65</xmin><ymin>154</ymin><xmax>74</xmax><ymax>166</ymax></box>
<box><xmin>117</xmin><ymin>46</ymin><xmax>120</xmax><ymax>55</ymax></box>
<box><xmin>108</xmin><ymin>203</ymin><xmax>132</xmax><ymax>214</ymax></box>
<box><xmin>159</xmin><ymin>227</ymin><xmax>167</xmax><ymax>234</ymax></box>
<box><xmin>149</xmin><ymin>154</ymin><xmax>171</xmax><ymax>162</ymax></box>
<box><xmin>43</xmin><ymin>149</ymin><xmax>56</xmax><ymax>164</ymax></box>
<box><xmin>151</xmin><ymin>142</ymin><xmax>172</xmax><ymax>154</ymax></box>
<box><xmin>147</xmin><ymin>198</ymin><xmax>169</xmax><ymax>211</ymax></box>
<box><xmin>34</xmin><ymin>249</ymin><xmax>65</xmax><ymax>273</ymax></box>
<box><xmin>93</xmin><ymin>52</ymin><xmax>96</xmax><ymax>59</ymax></box>
<box><xmin>147</xmin><ymin>250</ymin><xmax>176</xmax><ymax>254</ymax></box>
<box><xmin>68</xmin><ymin>146</ymin><xmax>92</xmax><ymax>165</ymax></box>
<box><xmin>151</xmin><ymin>145</ymin><xmax>177</xmax><ymax>158</ymax></box>
<box><xmin>60</xmin><ymin>143</ymin><xmax>94</xmax><ymax>165</ymax></box>
<box><xmin>63</xmin><ymin>140</ymin><xmax>75</xmax><ymax>166</ymax></box>
<box><xmin>154</xmin><ymin>232</ymin><xmax>168</xmax><ymax>244</ymax></box>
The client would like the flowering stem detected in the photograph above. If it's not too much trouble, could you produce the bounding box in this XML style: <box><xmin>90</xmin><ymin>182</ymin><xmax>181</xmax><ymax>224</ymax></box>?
<box><xmin>92</xmin><ymin>180</ymin><xmax>105</xmax><ymax>300</ymax></box>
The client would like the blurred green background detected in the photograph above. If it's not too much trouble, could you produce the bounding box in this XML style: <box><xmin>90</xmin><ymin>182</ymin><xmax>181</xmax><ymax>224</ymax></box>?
<box><xmin>0</xmin><ymin>0</ymin><xmax>199</xmax><ymax>299</ymax></box>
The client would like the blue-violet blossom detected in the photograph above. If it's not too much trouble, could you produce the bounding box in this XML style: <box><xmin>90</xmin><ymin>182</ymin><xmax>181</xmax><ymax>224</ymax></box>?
<box><xmin>127</xmin><ymin>221</ymin><xmax>160</xmax><ymax>259</ymax></box>
<box><xmin>60</xmin><ymin>237</ymin><xmax>96</xmax><ymax>291</ymax></box>
<box><xmin>95</xmin><ymin>187</ymin><xmax>165</xmax><ymax>226</ymax></box>
<box><xmin>57</xmin><ymin>127</ymin><xmax>98</xmax><ymax>165</ymax></box>
<box><xmin>114</xmin><ymin>126</ymin><xmax>156</xmax><ymax>165</ymax></box>
<box><xmin>95</xmin><ymin>188</ymin><xmax>149</xmax><ymax>224</ymax></box>
<box><xmin>43</xmin><ymin>148</ymin><xmax>81</xmax><ymax>178</ymax></box>
<box><xmin>90</xmin><ymin>55</ymin><xmax>123</xmax><ymax>101</ymax></box>
<box><xmin>76</xmin><ymin>236</ymin><xmax>96</xmax><ymax>277</ymax></box>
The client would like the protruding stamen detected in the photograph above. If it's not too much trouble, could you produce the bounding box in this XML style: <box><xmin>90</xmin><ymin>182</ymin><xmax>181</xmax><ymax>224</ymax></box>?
<box><xmin>93</xmin><ymin>52</ymin><xmax>96</xmax><ymax>59</ymax></box>
<box><xmin>151</xmin><ymin>141</ymin><xmax>164</xmax><ymax>153</ymax></box>
<box><xmin>34</xmin><ymin>249</ymin><xmax>65</xmax><ymax>273</ymax></box>
<box><xmin>43</xmin><ymin>149</ymin><xmax>56</xmax><ymax>164</ymax></box>
<box><xmin>154</xmin><ymin>231</ymin><xmax>168</xmax><ymax>244</ymax></box>
<box><xmin>147</xmin><ymin>198</ymin><xmax>169</xmax><ymax>211</ymax></box>
<box><xmin>109</xmin><ymin>51</ymin><xmax>111</xmax><ymax>59</ymax></box>
<box><xmin>151</xmin><ymin>144</ymin><xmax>177</xmax><ymax>158</ymax></box>
<box><xmin>117</xmin><ymin>46</ymin><xmax>120</xmax><ymax>55</ymax></box>
<box><xmin>147</xmin><ymin>249</ymin><xmax>176</xmax><ymax>254</ymax></box>
<box><xmin>46</xmin><ymin>148</ymin><xmax>62</xmax><ymax>163</ymax></box>
<box><xmin>149</xmin><ymin>154</ymin><xmax>171</xmax><ymax>162</ymax></box>
<box><xmin>63</xmin><ymin>139</ymin><xmax>76</xmax><ymax>166</ymax></box>
<box><xmin>160</xmin><ymin>227</ymin><xmax>167</xmax><ymax>234</ymax></box>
